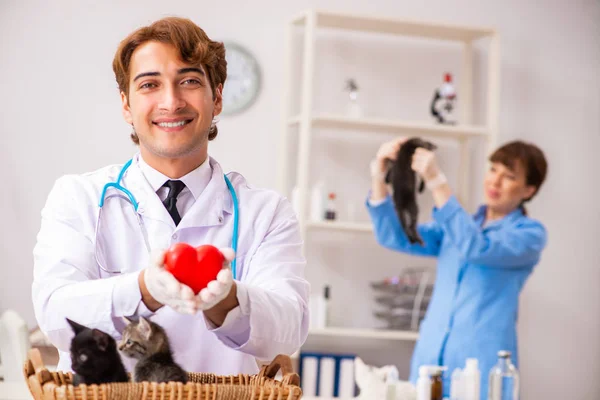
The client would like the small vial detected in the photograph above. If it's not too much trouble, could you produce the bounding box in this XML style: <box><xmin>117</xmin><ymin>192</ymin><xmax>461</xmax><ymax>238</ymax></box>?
<box><xmin>430</xmin><ymin>369</ymin><xmax>443</xmax><ymax>400</ymax></box>
<box><xmin>324</xmin><ymin>192</ymin><xmax>337</xmax><ymax>220</ymax></box>
<box><xmin>488</xmin><ymin>351</ymin><xmax>519</xmax><ymax>400</ymax></box>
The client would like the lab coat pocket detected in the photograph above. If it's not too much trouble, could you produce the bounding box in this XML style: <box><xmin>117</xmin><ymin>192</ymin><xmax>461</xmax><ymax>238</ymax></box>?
<box><xmin>94</xmin><ymin>196</ymin><xmax>148</xmax><ymax>276</ymax></box>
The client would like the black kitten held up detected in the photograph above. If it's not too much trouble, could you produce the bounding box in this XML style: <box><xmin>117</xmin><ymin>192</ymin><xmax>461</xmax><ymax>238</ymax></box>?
<box><xmin>118</xmin><ymin>317</ymin><xmax>187</xmax><ymax>384</ymax></box>
<box><xmin>66</xmin><ymin>318</ymin><xmax>129</xmax><ymax>386</ymax></box>
<box><xmin>385</xmin><ymin>137</ymin><xmax>437</xmax><ymax>246</ymax></box>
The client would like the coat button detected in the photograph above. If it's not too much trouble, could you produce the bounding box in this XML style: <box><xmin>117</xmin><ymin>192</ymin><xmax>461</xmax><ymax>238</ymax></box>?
<box><xmin>218</xmin><ymin>216</ymin><xmax>223</xmax><ymax>223</ymax></box>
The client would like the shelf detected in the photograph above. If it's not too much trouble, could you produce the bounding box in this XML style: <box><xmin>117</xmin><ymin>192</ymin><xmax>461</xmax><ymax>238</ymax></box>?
<box><xmin>288</xmin><ymin>114</ymin><xmax>488</xmax><ymax>139</ymax></box>
<box><xmin>292</xmin><ymin>10</ymin><xmax>495</xmax><ymax>42</ymax></box>
<box><xmin>306</xmin><ymin>220</ymin><xmax>373</xmax><ymax>233</ymax></box>
<box><xmin>308</xmin><ymin>327</ymin><xmax>419</xmax><ymax>341</ymax></box>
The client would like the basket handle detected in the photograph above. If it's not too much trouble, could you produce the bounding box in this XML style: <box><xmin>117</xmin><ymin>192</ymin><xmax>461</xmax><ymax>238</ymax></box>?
<box><xmin>259</xmin><ymin>354</ymin><xmax>300</xmax><ymax>387</ymax></box>
<box><xmin>25</xmin><ymin>348</ymin><xmax>54</xmax><ymax>385</ymax></box>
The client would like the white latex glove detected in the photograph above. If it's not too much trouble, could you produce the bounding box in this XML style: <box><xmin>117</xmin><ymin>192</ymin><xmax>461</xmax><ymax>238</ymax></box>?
<box><xmin>370</xmin><ymin>137</ymin><xmax>407</xmax><ymax>182</ymax></box>
<box><xmin>411</xmin><ymin>148</ymin><xmax>447</xmax><ymax>189</ymax></box>
<box><xmin>193</xmin><ymin>248</ymin><xmax>235</xmax><ymax>311</ymax></box>
<box><xmin>144</xmin><ymin>247</ymin><xmax>235</xmax><ymax>314</ymax></box>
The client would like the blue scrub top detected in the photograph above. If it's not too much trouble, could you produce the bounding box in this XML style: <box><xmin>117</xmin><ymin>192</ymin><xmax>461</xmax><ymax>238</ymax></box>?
<box><xmin>366</xmin><ymin>195</ymin><xmax>547</xmax><ymax>399</ymax></box>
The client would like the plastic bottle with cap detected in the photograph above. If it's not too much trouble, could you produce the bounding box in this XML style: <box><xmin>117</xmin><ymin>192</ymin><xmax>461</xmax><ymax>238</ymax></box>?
<box><xmin>310</xmin><ymin>181</ymin><xmax>325</xmax><ymax>221</ymax></box>
<box><xmin>416</xmin><ymin>366</ymin><xmax>432</xmax><ymax>400</ymax></box>
<box><xmin>385</xmin><ymin>366</ymin><xmax>400</xmax><ymax>400</ymax></box>
<box><xmin>463</xmin><ymin>358</ymin><xmax>480</xmax><ymax>400</ymax></box>
<box><xmin>450</xmin><ymin>367</ymin><xmax>463</xmax><ymax>400</ymax></box>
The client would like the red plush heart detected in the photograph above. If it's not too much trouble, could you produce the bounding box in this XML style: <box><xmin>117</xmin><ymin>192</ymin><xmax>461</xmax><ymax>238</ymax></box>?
<box><xmin>163</xmin><ymin>243</ymin><xmax>225</xmax><ymax>294</ymax></box>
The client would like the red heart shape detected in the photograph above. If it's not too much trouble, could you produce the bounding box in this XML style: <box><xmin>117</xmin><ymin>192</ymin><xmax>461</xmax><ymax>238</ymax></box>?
<box><xmin>163</xmin><ymin>243</ymin><xmax>225</xmax><ymax>294</ymax></box>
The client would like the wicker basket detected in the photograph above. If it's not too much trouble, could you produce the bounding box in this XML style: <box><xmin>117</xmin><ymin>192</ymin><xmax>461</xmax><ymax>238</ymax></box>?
<box><xmin>23</xmin><ymin>348</ymin><xmax>302</xmax><ymax>400</ymax></box>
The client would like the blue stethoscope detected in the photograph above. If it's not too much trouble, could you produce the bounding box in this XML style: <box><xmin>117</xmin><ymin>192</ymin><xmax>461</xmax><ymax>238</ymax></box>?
<box><xmin>94</xmin><ymin>159</ymin><xmax>239</xmax><ymax>279</ymax></box>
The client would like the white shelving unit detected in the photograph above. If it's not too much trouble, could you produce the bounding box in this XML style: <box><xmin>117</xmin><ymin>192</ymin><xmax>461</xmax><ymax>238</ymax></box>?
<box><xmin>277</xmin><ymin>8</ymin><xmax>499</xmax><ymax>385</ymax></box>
<box><xmin>306</xmin><ymin>220</ymin><xmax>373</xmax><ymax>233</ymax></box>
<box><xmin>278</xmin><ymin>9</ymin><xmax>500</xmax><ymax>216</ymax></box>
<box><xmin>309</xmin><ymin>327</ymin><xmax>419</xmax><ymax>341</ymax></box>
<box><xmin>287</xmin><ymin>114</ymin><xmax>489</xmax><ymax>139</ymax></box>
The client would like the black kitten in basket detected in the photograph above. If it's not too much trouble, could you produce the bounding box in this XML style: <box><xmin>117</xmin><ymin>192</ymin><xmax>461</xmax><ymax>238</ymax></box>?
<box><xmin>385</xmin><ymin>137</ymin><xmax>437</xmax><ymax>246</ymax></box>
<box><xmin>119</xmin><ymin>317</ymin><xmax>187</xmax><ymax>383</ymax></box>
<box><xmin>66</xmin><ymin>318</ymin><xmax>129</xmax><ymax>386</ymax></box>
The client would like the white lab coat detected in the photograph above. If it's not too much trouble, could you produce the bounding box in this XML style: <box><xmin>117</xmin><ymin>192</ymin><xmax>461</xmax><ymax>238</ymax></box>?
<box><xmin>32</xmin><ymin>154</ymin><xmax>309</xmax><ymax>375</ymax></box>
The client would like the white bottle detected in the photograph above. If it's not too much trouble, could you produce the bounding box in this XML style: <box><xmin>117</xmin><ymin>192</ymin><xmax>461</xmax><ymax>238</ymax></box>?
<box><xmin>310</xmin><ymin>181</ymin><xmax>325</xmax><ymax>221</ymax></box>
<box><xmin>416</xmin><ymin>366</ymin><xmax>431</xmax><ymax>400</ymax></box>
<box><xmin>463</xmin><ymin>359</ymin><xmax>480</xmax><ymax>400</ymax></box>
<box><xmin>291</xmin><ymin>186</ymin><xmax>300</xmax><ymax>217</ymax></box>
<box><xmin>323</xmin><ymin>285</ymin><xmax>331</xmax><ymax>327</ymax></box>
<box><xmin>309</xmin><ymin>285</ymin><xmax>330</xmax><ymax>329</ymax></box>
<box><xmin>385</xmin><ymin>366</ymin><xmax>399</xmax><ymax>400</ymax></box>
<box><xmin>450</xmin><ymin>368</ymin><xmax>463</xmax><ymax>400</ymax></box>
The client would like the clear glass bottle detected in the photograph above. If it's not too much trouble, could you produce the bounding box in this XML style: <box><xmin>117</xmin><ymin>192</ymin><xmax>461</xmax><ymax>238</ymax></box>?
<box><xmin>488</xmin><ymin>351</ymin><xmax>519</xmax><ymax>400</ymax></box>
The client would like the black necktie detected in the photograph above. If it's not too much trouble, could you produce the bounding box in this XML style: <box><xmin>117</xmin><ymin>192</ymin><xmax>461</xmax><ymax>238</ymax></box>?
<box><xmin>162</xmin><ymin>180</ymin><xmax>186</xmax><ymax>226</ymax></box>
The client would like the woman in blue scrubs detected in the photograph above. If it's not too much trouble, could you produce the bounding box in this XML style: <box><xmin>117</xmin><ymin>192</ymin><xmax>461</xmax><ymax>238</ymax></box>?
<box><xmin>367</xmin><ymin>139</ymin><xmax>548</xmax><ymax>399</ymax></box>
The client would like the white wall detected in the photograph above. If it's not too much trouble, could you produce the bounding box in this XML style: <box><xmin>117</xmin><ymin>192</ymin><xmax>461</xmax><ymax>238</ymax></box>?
<box><xmin>1</xmin><ymin>0</ymin><xmax>598</xmax><ymax>398</ymax></box>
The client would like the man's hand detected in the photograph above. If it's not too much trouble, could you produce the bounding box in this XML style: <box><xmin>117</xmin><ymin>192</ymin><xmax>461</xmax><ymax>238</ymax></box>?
<box><xmin>193</xmin><ymin>248</ymin><xmax>235</xmax><ymax>311</ymax></box>
<box><xmin>142</xmin><ymin>249</ymin><xmax>196</xmax><ymax>314</ymax></box>
<box><xmin>140</xmin><ymin>247</ymin><xmax>236</xmax><ymax>316</ymax></box>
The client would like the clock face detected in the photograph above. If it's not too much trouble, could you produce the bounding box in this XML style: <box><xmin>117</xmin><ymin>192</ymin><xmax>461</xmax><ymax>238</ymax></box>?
<box><xmin>221</xmin><ymin>42</ymin><xmax>261</xmax><ymax>116</ymax></box>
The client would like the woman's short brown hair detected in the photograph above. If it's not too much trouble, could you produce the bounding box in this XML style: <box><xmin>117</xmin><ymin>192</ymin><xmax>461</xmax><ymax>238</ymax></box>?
<box><xmin>489</xmin><ymin>140</ymin><xmax>548</xmax><ymax>205</ymax></box>
<box><xmin>112</xmin><ymin>17</ymin><xmax>227</xmax><ymax>143</ymax></box>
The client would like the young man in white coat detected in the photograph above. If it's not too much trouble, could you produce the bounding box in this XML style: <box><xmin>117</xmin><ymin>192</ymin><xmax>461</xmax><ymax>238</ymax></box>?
<box><xmin>32</xmin><ymin>17</ymin><xmax>309</xmax><ymax>374</ymax></box>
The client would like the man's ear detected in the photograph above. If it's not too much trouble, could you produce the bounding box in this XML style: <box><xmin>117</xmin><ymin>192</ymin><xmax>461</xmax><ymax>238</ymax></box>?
<box><xmin>213</xmin><ymin>83</ymin><xmax>223</xmax><ymax>116</ymax></box>
<box><xmin>523</xmin><ymin>185</ymin><xmax>537</xmax><ymax>201</ymax></box>
<box><xmin>121</xmin><ymin>92</ymin><xmax>133</xmax><ymax>124</ymax></box>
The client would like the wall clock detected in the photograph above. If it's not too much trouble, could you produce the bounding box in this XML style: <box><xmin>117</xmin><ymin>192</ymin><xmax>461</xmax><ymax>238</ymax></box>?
<box><xmin>221</xmin><ymin>42</ymin><xmax>261</xmax><ymax>116</ymax></box>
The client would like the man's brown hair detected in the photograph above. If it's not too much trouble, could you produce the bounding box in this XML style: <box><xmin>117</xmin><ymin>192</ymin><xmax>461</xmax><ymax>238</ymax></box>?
<box><xmin>112</xmin><ymin>17</ymin><xmax>227</xmax><ymax>143</ymax></box>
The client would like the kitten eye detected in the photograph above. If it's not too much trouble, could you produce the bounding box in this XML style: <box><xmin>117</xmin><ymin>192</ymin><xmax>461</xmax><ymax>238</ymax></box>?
<box><xmin>79</xmin><ymin>354</ymin><xmax>88</xmax><ymax>362</ymax></box>
<box><xmin>126</xmin><ymin>339</ymin><xmax>132</xmax><ymax>346</ymax></box>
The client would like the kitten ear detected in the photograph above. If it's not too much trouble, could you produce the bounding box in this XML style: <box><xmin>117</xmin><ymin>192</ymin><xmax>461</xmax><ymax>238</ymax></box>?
<box><xmin>137</xmin><ymin>317</ymin><xmax>152</xmax><ymax>341</ymax></box>
<box><xmin>66</xmin><ymin>318</ymin><xmax>86</xmax><ymax>334</ymax></box>
<box><xmin>92</xmin><ymin>329</ymin><xmax>110</xmax><ymax>352</ymax></box>
<box><xmin>122</xmin><ymin>316</ymin><xmax>134</xmax><ymax>325</ymax></box>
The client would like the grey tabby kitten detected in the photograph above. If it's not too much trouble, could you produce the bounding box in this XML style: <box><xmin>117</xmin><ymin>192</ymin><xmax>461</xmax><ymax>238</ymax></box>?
<box><xmin>118</xmin><ymin>317</ymin><xmax>187</xmax><ymax>383</ymax></box>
